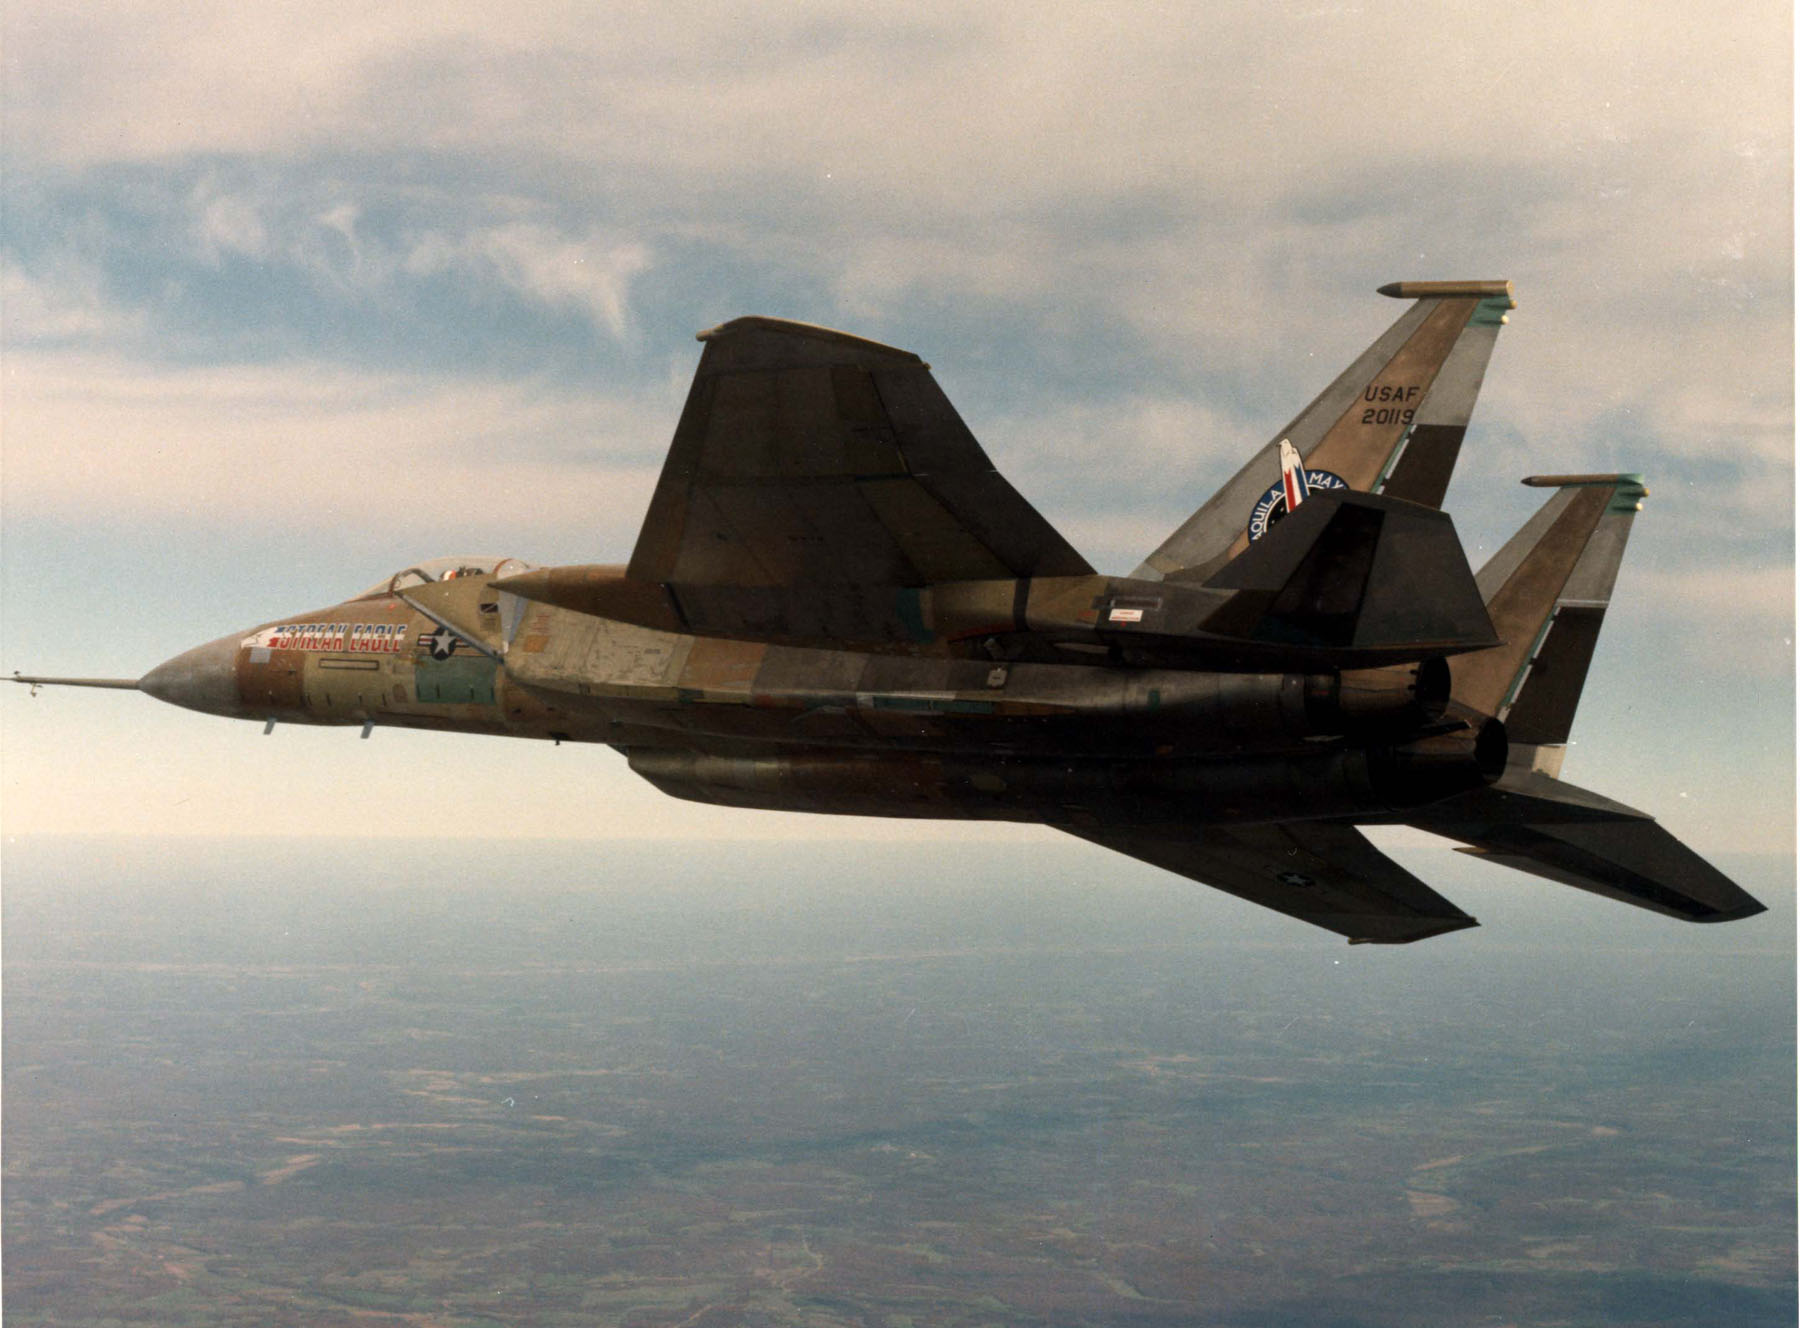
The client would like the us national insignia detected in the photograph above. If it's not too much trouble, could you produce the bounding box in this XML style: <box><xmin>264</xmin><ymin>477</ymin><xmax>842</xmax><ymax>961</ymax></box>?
<box><xmin>421</xmin><ymin>625</ymin><xmax>460</xmax><ymax>661</ymax></box>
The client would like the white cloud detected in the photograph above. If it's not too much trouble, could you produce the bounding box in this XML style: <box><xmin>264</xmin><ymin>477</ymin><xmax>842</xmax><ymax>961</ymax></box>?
<box><xmin>1626</xmin><ymin>562</ymin><xmax>1796</xmax><ymax>676</ymax></box>
<box><xmin>10</xmin><ymin>6</ymin><xmax>1787</xmax><ymax>205</ymax></box>
<box><xmin>1</xmin><ymin>257</ymin><xmax>147</xmax><ymax>341</ymax></box>
<box><xmin>12</xmin><ymin>164</ymin><xmax>658</xmax><ymax>344</ymax></box>
<box><xmin>0</xmin><ymin>352</ymin><xmax>675</xmax><ymax>555</ymax></box>
<box><xmin>6</xmin><ymin>5</ymin><xmax>1787</xmax><ymax>443</ymax></box>
<box><xmin>976</xmin><ymin>393</ymin><xmax>1255</xmax><ymax>568</ymax></box>
<box><xmin>191</xmin><ymin>171</ymin><xmax>272</xmax><ymax>262</ymax></box>
<box><xmin>403</xmin><ymin>224</ymin><xmax>652</xmax><ymax>341</ymax></box>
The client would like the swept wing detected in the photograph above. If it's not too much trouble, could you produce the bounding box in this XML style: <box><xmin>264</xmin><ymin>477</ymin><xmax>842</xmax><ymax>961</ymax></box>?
<box><xmin>626</xmin><ymin>317</ymin><xmax>1093</xmax><ymax>591</ymax></box>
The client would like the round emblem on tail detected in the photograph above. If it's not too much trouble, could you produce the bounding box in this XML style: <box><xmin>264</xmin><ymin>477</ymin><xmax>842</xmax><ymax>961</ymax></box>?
<box><xmin>1247</xmin><ymin>469</ymin><xmax>1349</xmax><ymax>542</ymax></box>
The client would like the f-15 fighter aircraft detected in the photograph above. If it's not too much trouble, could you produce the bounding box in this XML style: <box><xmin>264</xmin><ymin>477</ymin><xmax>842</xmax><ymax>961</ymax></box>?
<box><xmin>13</xmin><ymin>281</ymin><xmax>1765</xmax><ymax>943</ymax></box>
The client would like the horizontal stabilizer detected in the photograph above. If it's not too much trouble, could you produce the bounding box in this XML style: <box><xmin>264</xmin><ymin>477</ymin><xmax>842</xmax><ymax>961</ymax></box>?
<box><xmin>1136</xmin><ymin>280</ymin><xmax>1514</xmax><ymax>583</ymax></box>
<box><xmin>1200</xmin><ymin>490</ymin><xmax>1497</xmax><ymax>659</ymax></box>
<box><xmin>1406</xmin><ymin>774</ymin><xmax>1766</xmax><ymax>924</ymax></box>
<box><xmin>1063</xmin><ymin>820</ymin><xmax>1477</xmax><ymax>944</ymax></box>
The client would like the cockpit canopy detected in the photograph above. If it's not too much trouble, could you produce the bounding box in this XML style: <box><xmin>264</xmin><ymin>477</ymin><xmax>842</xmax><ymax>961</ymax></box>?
<box><xmin>356</xmin><ymin>556</ymin><xmax>534</xmax><ymax>599</ymax></box>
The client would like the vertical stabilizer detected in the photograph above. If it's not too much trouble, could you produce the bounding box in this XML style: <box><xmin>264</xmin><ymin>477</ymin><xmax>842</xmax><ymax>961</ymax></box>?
<box><xmin>1136</xmin><ymin>280</ymin><xmax>1515</xmax><ymax>584</ymax></box>
<box><xmin>1451</xmin><ymin>474</ymin><xmax>1646</xmax><ymax>773</ymax></box>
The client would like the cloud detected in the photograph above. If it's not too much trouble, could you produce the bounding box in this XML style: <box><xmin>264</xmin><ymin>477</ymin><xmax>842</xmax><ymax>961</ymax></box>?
<box><xmin>12</xmin><ymin>6</ymin><xmax>1788</xmax><ymax>227</ymax></box>
<box><xmin>402</xmin><ymin>223</ymin><xmax>651</xmax><ymax>342</ymax></box>
<box><xmin>1</xmin><ymin>256</ymin><xmax>145</xmax><ymax>342</ymax></box>
<box><xmin>976</xmin><ymin>393</ymin><xmax>1256</xmax><ymax>569</ymax></box>
<box><xmin>5</xmin><ymin>163</ymin><xmax>661</xmax><ymax>369</ymax></box>
<box><xmin>6</xmin><ymin>6</ymin><xmax>1787</xmax><ymax>445</ymax></box>
<box><xmin>9</xmin><ymin>7</ymin><xmax>1785</xmax><ymax>197</ymax></box>
<box><xmin>1623</xmin><ymin>562</ymin><xmax>1795</xmax><ymax>677</ymax></box>
<box><xmin>0</xmin><ymin>3</ymin><xmax>1787</xmax><ymax>852</ymax></box>
<box><xmin>191</xmin><ymin>170</ymin><xmax>272</xmax><ymax>263</ymax></box>
<box><xmin>0</xmin><ymin>351</ymin><xmax>676</xmax><ymax>555</ymax></box>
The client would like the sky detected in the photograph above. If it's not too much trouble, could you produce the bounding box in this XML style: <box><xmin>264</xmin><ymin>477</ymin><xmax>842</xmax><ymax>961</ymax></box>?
<box><xmin>1</xmin><ymin>2</ymin><xmax>1792</xmax><ymax>858</ymax></box>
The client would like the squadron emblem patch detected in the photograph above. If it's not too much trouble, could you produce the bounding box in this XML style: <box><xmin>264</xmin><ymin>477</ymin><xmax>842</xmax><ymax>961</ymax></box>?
<box><xmin>1247</xmin><ymin>467</ymin><xmax>1348</xmax><ymax>542</ymax></box>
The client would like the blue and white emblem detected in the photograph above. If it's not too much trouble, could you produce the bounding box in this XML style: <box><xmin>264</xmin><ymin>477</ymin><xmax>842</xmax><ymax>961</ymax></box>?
<box><xmin>1247</xmin><ymin>444</ymin><xmax>1349</xmax><ymax>542</ymax></box>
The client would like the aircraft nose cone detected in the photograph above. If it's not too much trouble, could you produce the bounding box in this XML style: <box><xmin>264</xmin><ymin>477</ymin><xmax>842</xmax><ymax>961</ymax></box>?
<box><xmin>138</xmin><ymin>634</ymin><xmax>246</xmax><ymax>717</ymax></box>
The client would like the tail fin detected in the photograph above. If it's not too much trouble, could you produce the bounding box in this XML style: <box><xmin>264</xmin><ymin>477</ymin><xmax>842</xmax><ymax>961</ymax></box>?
<box><xmin>1450</xmin><ymin>474</ymin><xmax>1646</xmax><ymax>775</ymax></box>
<box><xmin>1136</xmin><ymin>280</ymin><xmax>1515</xmax><ymax>584</ymax></box>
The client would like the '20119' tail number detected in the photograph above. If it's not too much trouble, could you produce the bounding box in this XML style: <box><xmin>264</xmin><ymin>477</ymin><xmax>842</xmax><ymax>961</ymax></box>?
<box><xmin>1362</xmin><ymin>383</ymin><xmax>1420</xmax><ymax>426</ymax></box>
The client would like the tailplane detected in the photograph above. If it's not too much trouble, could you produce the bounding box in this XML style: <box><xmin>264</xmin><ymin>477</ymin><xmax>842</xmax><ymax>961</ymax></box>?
<box><xmin>1137</xmin><ymin>280</ymin><xmax>1515</xmax><ymax>584</ymax></box>
<box><xmin>1405</xmin><ymin>770</ymin><xmax>1766</xmax><ymax>924</ymax></box>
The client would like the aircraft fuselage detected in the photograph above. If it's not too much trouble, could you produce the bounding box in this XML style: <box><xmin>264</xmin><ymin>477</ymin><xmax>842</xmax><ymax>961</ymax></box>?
<box><xmin>135</xmin><ymin>561</ymin><xmax>1495</xmax><ymax>828</ymax></box>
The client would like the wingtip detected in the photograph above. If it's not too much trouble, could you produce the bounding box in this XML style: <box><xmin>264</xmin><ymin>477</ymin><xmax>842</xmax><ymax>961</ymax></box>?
<box><xmin>1690</xmin><ymin>899</ymin><xmax>1769</xmax><ymax>924</ymax></box>
<box><xmin>1348</xmin><ymin>914</ymin><xmax>1480</xmax><ymax>944</ymax></box>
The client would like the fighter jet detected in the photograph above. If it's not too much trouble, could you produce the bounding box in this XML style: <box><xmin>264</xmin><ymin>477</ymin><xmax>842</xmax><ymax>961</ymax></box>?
<box><xmin>13</xmin><ymin>280</ymin><xmax>1765</xmax><ymax>943</ymax></box>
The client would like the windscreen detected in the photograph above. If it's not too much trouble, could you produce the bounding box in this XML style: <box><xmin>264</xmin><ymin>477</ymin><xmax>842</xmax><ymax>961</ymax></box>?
<box><xmin>355</xmin><ymin>556</ymin><xmax>533</xmax><ymax>599</ymax></box>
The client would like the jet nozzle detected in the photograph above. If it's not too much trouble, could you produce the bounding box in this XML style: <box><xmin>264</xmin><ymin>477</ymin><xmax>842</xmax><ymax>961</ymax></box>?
<box><xmin>1305</xmin><ymin>658</ymin><xmax>1452</xmax><ymax>734</ymax></box>
<box><xmin>1368</xmin><ymin>719</ymin><xmax>1508</xmax><ymax>807</ymax></box>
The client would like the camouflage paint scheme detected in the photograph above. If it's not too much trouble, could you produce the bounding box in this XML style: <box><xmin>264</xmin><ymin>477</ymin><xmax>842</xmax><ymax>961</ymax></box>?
<box><xmin>15</xmin><ymin>283</ymin><xmax>1765</xmax><ymax>944</ymax></box>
